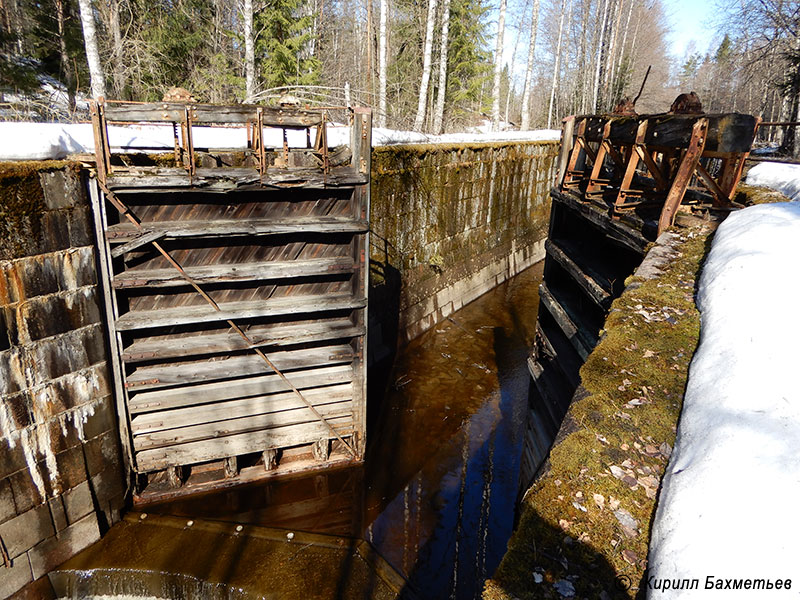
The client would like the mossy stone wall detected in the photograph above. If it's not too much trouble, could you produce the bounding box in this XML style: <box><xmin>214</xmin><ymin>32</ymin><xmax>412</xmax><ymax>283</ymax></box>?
<box><xmin>0</xmin><ymin>164</ymin><xmax>125</xmax><ymax>598</ymax></box>
<box><xmin>369</xmin><ymin>140</ymin><xmax>559</xmax><ymax>344</ymax></box>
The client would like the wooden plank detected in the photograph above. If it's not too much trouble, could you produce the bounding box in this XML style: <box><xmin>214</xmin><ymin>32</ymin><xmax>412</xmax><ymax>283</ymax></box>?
<box><xmin>135</xmin><ymin>416</ymin><xmax>354</xmax><ymax>471</ymax></box>
<box><xmin>538</xmin><ymin>283</ymin><xmax>590</xmax><ymax>361</ymax></box>
<box><xmin>551</xmin><ymin>189</ymin><xmax>649</xmax><ymax>252</ymax></box>
<box><xmin>545</xmin><ymin>240</ymin><xmax>611</xmax><ymax>308</ymax></box>
<box><xmin>123</xmin><ymin>319</ymin><xmax>364</xmax><ymax>363</ymax></box>
<box><xmin>106</xmin><ymin>167</ymin><xmax>368</xmax><ymax>192</ymax></box>
<box><xmin>129</xmin><ymin>364</ymin><xmax>353</xmax><ymax>413</ymax></box>
<box><xmin>125</xmin><ymin>344</ymin><xmax>355</xmax><ymax>390</ymax></box>
<box><xmin>132</xmin><ymin>399</ymin><xmax>353</xmax><ymax>451</ymax></box>
<box><xmin>110</xmin><ymin>230</ymin><xmax>166</xmax><ymax>258</ymax></box>
<box><xmin>106</xmin><ymin>216</ymin><xmax>368</xmax><ymax>243</ymax></box>
<box><xmin>113</xmin><ymin>256</ymin><xmax>355</xmax><ymax>289</ymax></box>
<box><xmin>115</xmin><ymin>293</ymin><xmax>367</xmax><ymax>330</ymax></box>
<box><xmin>88</xmin><ymin>180</ymin><xmax>136</xmax><ymax>476</ymax></box>
<box><xmin>131</xmin><ymin>383</ymin><xmax>353</xmax><ymax>435</ymax></box>
<box><xmin>102</xmin><ymin>102</ymin><xmax>323</xmax><ymax>127</ymax></box>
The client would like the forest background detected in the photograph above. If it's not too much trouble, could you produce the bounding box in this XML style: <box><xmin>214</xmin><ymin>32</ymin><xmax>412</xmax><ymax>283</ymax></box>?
<box><xmin>0</xmin><ymin>0</ymin><xmax>798</xmax><ymax>151</ymax></box>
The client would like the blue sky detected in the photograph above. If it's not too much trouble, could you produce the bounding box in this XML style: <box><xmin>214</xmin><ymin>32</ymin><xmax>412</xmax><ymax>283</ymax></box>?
<box><xmin>662</xmin><ymin>0</ymin><xmax>717</xmax><ymax>59</ymax></box>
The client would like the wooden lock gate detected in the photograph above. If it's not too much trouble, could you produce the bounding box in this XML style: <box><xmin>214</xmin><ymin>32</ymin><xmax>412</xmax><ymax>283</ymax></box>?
<box><xmin>88</xmin><ymin>100</ymin><xmax>371</xmax><ymax>503</ymax></box>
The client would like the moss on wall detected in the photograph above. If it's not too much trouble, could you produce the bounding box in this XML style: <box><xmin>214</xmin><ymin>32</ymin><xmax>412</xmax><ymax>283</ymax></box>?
<box><xmin>484</xmin><ymin>225</ymin><xmax>714</xmax><ymax>600</ymax></box>
<box><xmin>370</xmin><ymin>141</ymin><xmax>558</xmax><ymax>302</ymax></box>
<box><xmin>0</xmin><ymin>161</ymin><xmax>76</xmax><ymax>259</ymax></box>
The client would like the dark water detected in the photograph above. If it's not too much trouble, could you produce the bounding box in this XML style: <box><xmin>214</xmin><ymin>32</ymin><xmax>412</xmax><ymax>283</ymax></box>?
<box><xmin>151</xmin><ymin>262</ymin><xmax>544</xmax><ymax>600</ymax></box>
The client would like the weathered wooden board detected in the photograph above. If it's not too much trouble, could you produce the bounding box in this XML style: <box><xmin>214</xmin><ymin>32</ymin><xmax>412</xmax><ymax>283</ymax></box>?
<box><xmin>135</xmin><ymin>416</ymin><xmax>354</xmax><ymax>471</ymax></box>
<box><xmin>130</xmin><ymin>383</ymin><xmax>353</xmax><ymax>434</ymax></box>
<box><xmin>133</xmin><ymin>400</ymin><xmax>353</xmax><ymax>451</ymax></box>
<box><xmin>122</xmin><ymin>320</ymin><xmax>364</xmax><ymax>363</ymax></box>
<box><xmin>106</xmin><ymin>216</ymin><xmax>368</xmax><ymax>243</ymax></box>
<box><xmin>129</xmin><ymin>364</ymin><xmax>354</xmax><ymax>413</ymax></box>
<box><xmin>102</xmin><ymin>102</ymin><xmax>324</xmax><ymax>127</ymax></box>
<box><xmin>538</xmin><ymin>283</ymin><xmax>591</xmax><ymax>361</ymax></box>
<box><xmin>113</xmin><ymin>256</ymin><xmax>354</xmax><ymax>288</ymax></box>
<box><xmin>125</xmin><ymin>345</ymin><xmax>355</xmax><ymax>389</ymax></box>
<box><xmin>116</xmin><ymin>294</ymin><xmax>367</xmax><ymax>330</ymax></box>
<box><xmin>545</xmin><ymin>240</ymin><xmax>611</xmax><ymax>308</ymax></box>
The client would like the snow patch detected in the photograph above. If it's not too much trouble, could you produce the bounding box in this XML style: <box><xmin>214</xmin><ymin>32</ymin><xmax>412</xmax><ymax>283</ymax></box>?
<box><xmin>745</xmin><ymin>161</ymin><xmax>800</xmax><ymax>202</ymax></box>
<box><xmin>0</xmin><ymin>121</ymin><xmax>560</xmax><ymax>160</ymax></box>
<box><xmin>648</xmin><ymin>203</ymin><xmax>800</xmax><ymax>597</ymax></box>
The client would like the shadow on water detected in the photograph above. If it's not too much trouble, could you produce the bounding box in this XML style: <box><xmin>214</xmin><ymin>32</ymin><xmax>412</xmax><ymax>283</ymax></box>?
<box><xmin>104</xmin><ymin>262</ymin><xmax>629</xmax><ymax>599</ymax></box>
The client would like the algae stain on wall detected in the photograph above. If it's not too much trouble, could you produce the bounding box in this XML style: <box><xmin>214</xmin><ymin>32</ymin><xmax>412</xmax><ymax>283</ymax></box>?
<box><xmin>369</xmin><ymin>140</ymin><xmax>558</xmax><ymax>340</ymax></box>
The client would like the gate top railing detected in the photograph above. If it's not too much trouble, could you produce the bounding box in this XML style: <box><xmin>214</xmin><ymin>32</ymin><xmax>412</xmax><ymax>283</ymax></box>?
<box><xmin>556</xmin><ymin>112</ymin><xmax>759</xmax><ymax>236</ymax></box>
<box><xmin>90</xmin><ymin>99</ymin><xmax>371</xmax><ymax>192</ymax></box>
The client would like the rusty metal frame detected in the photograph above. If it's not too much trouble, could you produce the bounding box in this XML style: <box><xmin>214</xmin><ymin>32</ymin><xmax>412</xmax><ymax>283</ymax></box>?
<box><xmin>558</xmin><ymin>113</ymin><xmax>756</xmax><ymax>235</ymax></box>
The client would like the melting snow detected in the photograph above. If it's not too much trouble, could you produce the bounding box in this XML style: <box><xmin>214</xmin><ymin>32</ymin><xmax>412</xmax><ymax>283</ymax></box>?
<box><xmin>648</xmin><ymin>203</ymin><xmax>800</xmax><ymax>597</ymax></box>
<box><xmin>0</xmin><ymin>121</ymin><xmax>559</xmax><ymax>161</ymax></box>
<box><xmin>745</xmin><ymin>161</ymin><xmax>800</xmax><ymax>202</ymax></box>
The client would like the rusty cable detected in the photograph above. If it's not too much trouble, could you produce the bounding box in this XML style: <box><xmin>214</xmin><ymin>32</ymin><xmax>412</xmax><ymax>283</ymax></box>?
<box><xmin>95</xmin><ymin>179</ymin><xmax>357</xmax><ymax>459</ymax></box>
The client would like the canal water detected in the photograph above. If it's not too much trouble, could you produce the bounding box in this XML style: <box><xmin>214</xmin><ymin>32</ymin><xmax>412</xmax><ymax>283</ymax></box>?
<box><xmin>151</xmin><ymin>261</ymin><xmax>544</xmax><ymax>600</ymax></box>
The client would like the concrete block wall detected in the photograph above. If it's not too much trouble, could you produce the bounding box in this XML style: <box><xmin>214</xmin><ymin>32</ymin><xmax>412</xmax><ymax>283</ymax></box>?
<box><xmin>0</xmin><ymin>165</ymin><xmax>124</xmax><ymax>598</ymax></box>
<box><xmin>369</xmin><ymin>140</ymin><xmax>558</xmax><ymax>346</ymax></box>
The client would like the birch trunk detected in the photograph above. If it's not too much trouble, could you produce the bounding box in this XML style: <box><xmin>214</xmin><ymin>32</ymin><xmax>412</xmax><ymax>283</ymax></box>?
<box><xmin>413</xmin><ymin>0</ymin><xmax>438</xmax><ymax>131</ymax></box>
<box><xmin>244</xmin><ymin>0</ymin><xmax>255</xmax><ymax>102</ymax></box>
<box><xmin>491</xmin><ymin>0</ymin><xmax>507</xmax><ymax>131</ymax></box>
<box><xmin>547</xmin><ymin>0</ymin><xmax>567</xmax><ymax>128</ymax></box>
<box><xmin>432</xmin><ymin>0</ymin><xmax>451</xmax><ymax>133</ymax></box>
<box><xmin>520</xmin><ymin>0</ymin><xmax>539</xmax><ymax>130</ymax></box>
<box><xmin>378</xmin><ymin>0</ymin><xmax>388</xmax><ymax>127</ymax></box>
<box><xmin>77</xmin><ymin>0</ymin><xmax>106</xmax><ymax>98</ymax></box>
<box><xmin>591</xmin><ymin>0</ymin><xmax>608</xmax><ymax>111</ymax></box>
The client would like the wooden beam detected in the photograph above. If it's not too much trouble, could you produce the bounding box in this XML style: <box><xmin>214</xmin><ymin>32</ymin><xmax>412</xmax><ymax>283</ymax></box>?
<box><xmin>545</xmin><ymin>240</ymin><xmax>611</xmax><ymax>307</ymax></box>
<box><xmin>130</xmin><ymin>383</ymin><xmax>353</xmax><ymax>435</ymax></box>
<box><xmin>135</xmin><ymin>416</ymin><xmax>354</xmax><ymax>471</ymax></box>
<box><xmin>106</xmin><ymin>216</ymin><xmax>368</xmax><ymax>243</ymax></box>
<box><xmin>102</xmin><ymin>102</ymin><xmax>324</xmax><ymax>128</ymax></box>
<box><xmin>110</xmin><ymin>231</ymin><xmax>166</xmax><ymax>259</ymax></box>
<box><xmin>115</xmin><ymin>293</ymin><xmax>367</xmax><ymax>330</ymax></box>
<box><xmin>113</xmin><ymin>256</ymin><xmax>355</xmax><ymax>288</ymax></box>
<box><xmin>122</xmin><ymin>319</ymin><xmax>364</xmax><ymax>363</ymax></box>
<box><xmin>128</xmin><ymin>364</ymin><xmax>353</xmax><ymax>413</ymax></box>
<box><xmin>125</xmin><ymin>344</ymin><xmax>355</xmax><ymax>390</ymax></box>
<box><xmin>538</xmin><ymin>283</ymin><xmax>591</xmax><ymax>361</ymax></box>
<box><xmin>132</xmin><ymin>400</ymin><xmax>353</xmax><ymax>452</ymax></box>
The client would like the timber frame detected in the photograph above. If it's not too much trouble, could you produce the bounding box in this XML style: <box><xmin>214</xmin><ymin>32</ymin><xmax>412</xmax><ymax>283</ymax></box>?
<box><xmin>89</xmin><ymin>100</ymin><xmax>371</xmax><ymax>504</ymax></box>
<box><xmin>556</xmin><ymin>112</ymin><xmax>759</xmax><ymax>237</ymax></box>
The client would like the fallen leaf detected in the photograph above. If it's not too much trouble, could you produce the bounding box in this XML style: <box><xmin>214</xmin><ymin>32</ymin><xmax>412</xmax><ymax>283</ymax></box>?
<box><xmin>553</xmin><ymin>580</ymin><xmax>576</xmax><ymax>598</ymax></box>
<box><xmin>572</xmin><ymin>501</ymin><xmax>587</xmax><ymax>512</ymax></box>
<box><xmin>608</xmin><ymin>496</ymin><xmax>621</xmax><ymax>510</ymax></box>
<box><xmin>643</xmin><ymin>349</ymin><xmax>655</xmax><ymax>358</ymax></box>
<box><xmin>610</xmin><ymin>465</ymin><xmax>626</xmax><ymax>480</ymax></box>
<box><xmin>593</xmin><ymin>493</ymin><xmax>605</xmax><ymax>510</ymax></box>
<box><xmin>622</xmin><ymin>549</ymin><xmax>639</xmax><ymax>565</ymax></box>
<box><xmin>614</xmin><ymin>508</ymin><xmax>639</xmax><ymax>538</ymax></box>
<box><xmin>559</xmin><ymin>519</ymin><xmax>571</xmax><ymax>530</ymax></box>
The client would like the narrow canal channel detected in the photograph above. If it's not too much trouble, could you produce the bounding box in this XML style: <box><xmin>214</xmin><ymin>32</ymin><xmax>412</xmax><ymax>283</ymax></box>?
<box><xmin>152</xmin><ymin>261</ymin><xmax>544</xmax><ymax>600</ymax></box>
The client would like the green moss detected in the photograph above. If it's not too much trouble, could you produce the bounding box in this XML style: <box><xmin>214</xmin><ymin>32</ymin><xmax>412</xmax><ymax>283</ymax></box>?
<box><xmin>0</xmin><ymin>161</ymin><xmax>77</xmax><ymax>260</ymax></box>
<box><xmin>486</xmin><ymin>226</ymin><xmax>714</xmax><ymax>600</ymax></box>
<box><xmin>733</xmin><ymin>182</ymin><xmax>791</xmax><ymax>205</ymax></box>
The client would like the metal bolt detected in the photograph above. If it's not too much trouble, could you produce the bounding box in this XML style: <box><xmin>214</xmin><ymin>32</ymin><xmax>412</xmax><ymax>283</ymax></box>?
<box><xmin>186</xmin><ymin>520</ymin><xmax>194</xmax><ymax>527</ymax></box>
<box><xmin>140</xmin><ymin>513</ymin><xmax>148</xmax><ymax>520</ymax></box>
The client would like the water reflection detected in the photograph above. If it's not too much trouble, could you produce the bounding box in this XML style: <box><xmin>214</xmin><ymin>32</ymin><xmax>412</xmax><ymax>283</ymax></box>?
<box><xmin>151</xmin><ymin>262</ymin><xmax>544</xmax><ymax>600</ymax></box>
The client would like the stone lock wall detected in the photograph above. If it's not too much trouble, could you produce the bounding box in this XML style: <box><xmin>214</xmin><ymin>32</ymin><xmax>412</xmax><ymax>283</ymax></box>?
<box><xmin>0</xmin><ymin>164</ymin><xmax>124</xmax><ymax>598</ymax></box>
<box><xmin>369</xmin><ymin>140</ymin><xmax>558</xmax><ymax>351</ymax></box>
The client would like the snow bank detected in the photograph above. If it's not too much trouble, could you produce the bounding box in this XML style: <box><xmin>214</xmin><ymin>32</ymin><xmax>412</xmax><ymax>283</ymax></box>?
<box><xmin>745</xmin><ymin>161</ymin><xmax>800</xmax><ymax>201</ymax></box>
<box><xmin>648</xmin><ymin>203</ymin><xmax>800</xmax><ymax>598</ymax></box>
<box><xmin>0</xmin><ymin>121</ymin><xmax>560</xmax><ymax>161</ymax></box>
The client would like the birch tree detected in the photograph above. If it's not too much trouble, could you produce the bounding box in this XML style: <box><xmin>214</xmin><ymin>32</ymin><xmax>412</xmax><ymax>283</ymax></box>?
<box><xmin>432</xmin><ymin>0</ymin><xmax>452</xmax><ymax>133</ymax></box>
<box><xmin>378</xmin><ymin>0</ymin><xmax>388</xmax><ymax>127</ymax></box>
<box><xmin>243</xmin><ymin>0</ymin><xmax>255</xmax><ymax>102</ymax></box>
<box><xmin>520</xmin><ymin>0</ymin><xmax>539</xmax><ymax>129</ymax></box>
<box><xmin>77</xmin><ymin>0</ymin><xmax>106</xmax><ymax>98</ymax></box>
<box><xmin>490</xmin><ymin>0</ymin><xmax>506</xmax><ymax>130</ymax></box>
<box><xmin>413</xmin><ymin>0</ymin><xmax>438</xmax><ymax>130</ymax></box>
<box><xmin>547</xmin><ymin>0</ymin><xmax>566</xmax><ymax>128</ymax></box>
